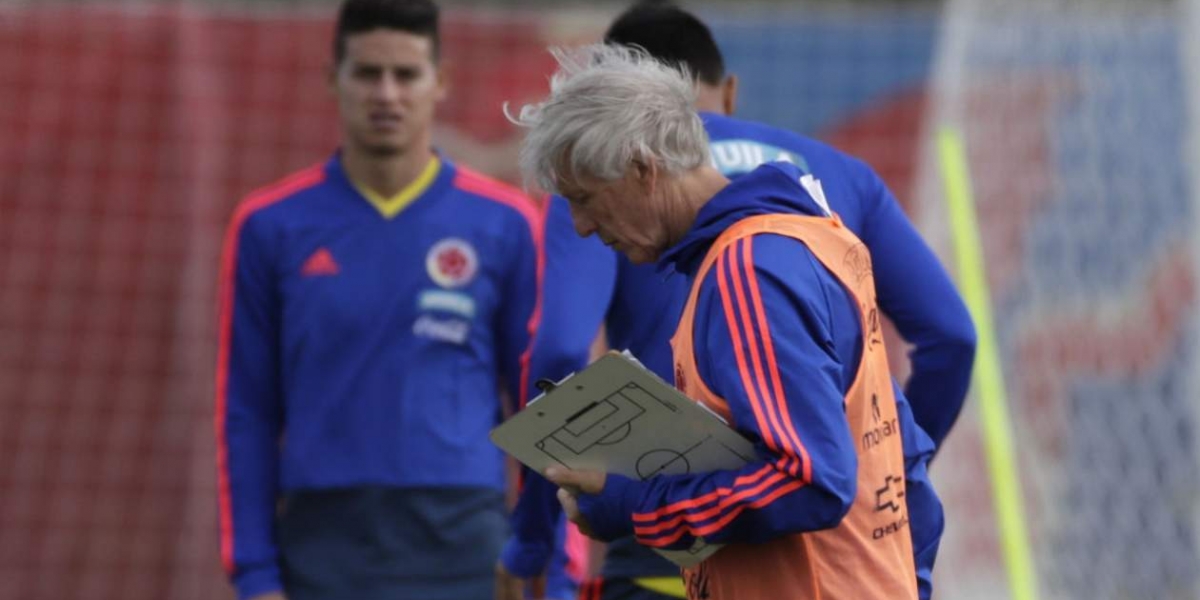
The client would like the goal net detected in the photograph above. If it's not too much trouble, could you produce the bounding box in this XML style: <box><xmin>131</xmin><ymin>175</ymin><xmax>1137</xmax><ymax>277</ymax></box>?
<box><xmin>914</xmin><ymin>0</ymin><xmax>1200</xmax><ymax>597</ymax></box>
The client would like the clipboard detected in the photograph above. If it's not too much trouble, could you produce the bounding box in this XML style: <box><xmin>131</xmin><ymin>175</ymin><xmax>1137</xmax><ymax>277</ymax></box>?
<box><xmin>490</xmin><ymin>351</ymin><xmax>756</xmax><ymax>567</ymax></box>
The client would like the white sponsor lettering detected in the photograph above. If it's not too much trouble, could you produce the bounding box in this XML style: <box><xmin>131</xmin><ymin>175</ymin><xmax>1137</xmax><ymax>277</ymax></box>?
<box><xmin>710</xmin><ymin>139</ymin><xmax>799</xmax><ymax>176</ymax></box>
<box><xmin>418</xmin><ymin>290</ymin><xmax>476</xmax><ymax>319</ymax></box>
<box><xmin>413</xmin><ymin>315</ymin><xmax>470</xmax><ymax>344</ymax></box>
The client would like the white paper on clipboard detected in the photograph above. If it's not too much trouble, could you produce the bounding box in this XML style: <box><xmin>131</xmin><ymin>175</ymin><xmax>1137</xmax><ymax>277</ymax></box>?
<box><xmin>490</xmin><ymin>351</ymin><xmax>756</xmax><ymax>567</ymax></box>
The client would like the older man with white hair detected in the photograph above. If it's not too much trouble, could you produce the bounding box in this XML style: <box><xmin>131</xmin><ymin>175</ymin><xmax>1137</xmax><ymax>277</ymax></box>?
<box><xmin>510</xmin><ymin>44</ymin><xmax>921</xmax><ymax>600</ymax></box>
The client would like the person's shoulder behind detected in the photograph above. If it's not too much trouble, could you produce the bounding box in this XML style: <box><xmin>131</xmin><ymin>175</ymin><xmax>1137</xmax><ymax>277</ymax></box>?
<box><xmin>703</xmin><ymin>112</ymin><xmax>880</xmax><ymax>183</ymax></box>
<box><xmin>448</xmin><ymin>163</ymin><xmax>543</xmax><ymax>238</ymax></box>
<box><xmin>227</xmin><ymin>162</ymin><xmax>330</xmax><ymax>236</ymax></box>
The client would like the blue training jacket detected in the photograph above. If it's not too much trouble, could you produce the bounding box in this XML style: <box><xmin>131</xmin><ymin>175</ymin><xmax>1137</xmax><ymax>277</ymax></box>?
<box><xmin>216</xmin><ymin>153</ymin><xmax>542</xmax><ymax>599</ymax></box>
<box><xmin>504</xmin><ymin>113</ymin><xmax>971</xmax><ymax>598</ymax></box>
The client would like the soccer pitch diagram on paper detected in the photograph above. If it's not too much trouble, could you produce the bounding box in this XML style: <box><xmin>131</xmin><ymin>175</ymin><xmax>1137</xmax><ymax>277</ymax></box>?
<box><xmin>542</xmin><ymin>379</ymin><xmax>751</xmax><ymax>478</ymax></box>
<box><xmin>492</xmin><ymin>353</ymin><xmax>755</xmax><ymax>481</ymax></box>
<box><xmin>491</xmin><ymin>352</ymin><xmax>757</xmax><ymax>565</ymax></box>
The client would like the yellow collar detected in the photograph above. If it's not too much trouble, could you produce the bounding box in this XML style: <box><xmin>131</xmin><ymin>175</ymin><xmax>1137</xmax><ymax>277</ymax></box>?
<box><xmin>350</xmin><ymin>156</ymin><xmax>442</xmax><ymax>219</ymax></box>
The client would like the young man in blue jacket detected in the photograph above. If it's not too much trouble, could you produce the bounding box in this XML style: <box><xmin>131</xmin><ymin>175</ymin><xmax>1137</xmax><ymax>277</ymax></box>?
<box><xmin>498</xmin><ymin>4</ymin><xmax>975</xmax><ymax>600</ymax></box>
<box><xmin>215</xmin><ymin>1</ymin><xmax>546</xmax><ymax>598</ymax></box>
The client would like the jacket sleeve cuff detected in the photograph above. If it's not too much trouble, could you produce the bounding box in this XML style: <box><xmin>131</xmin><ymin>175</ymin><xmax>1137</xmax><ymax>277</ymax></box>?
<box><xmin>576</xmin><ymin>473</ymin><xmax>641</xmax><ymax>542</ymax></box>
<box><xmin>234</xmin><ymin>563</ymin><xmax>283</xmax><ymax>600</ymax></box>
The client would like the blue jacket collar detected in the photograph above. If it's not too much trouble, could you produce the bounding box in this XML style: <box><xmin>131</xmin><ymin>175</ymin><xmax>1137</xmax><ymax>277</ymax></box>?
<box><xmin>657</xmin><ymin>162</ymin><xmax>828</xmax><ymax>276</ymax></box>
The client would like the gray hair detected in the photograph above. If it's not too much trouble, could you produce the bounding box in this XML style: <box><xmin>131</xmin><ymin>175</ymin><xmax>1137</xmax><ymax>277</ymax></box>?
<box><xmin>507</xmin><ymin>43</ymin><xmax>710</xmax><ymax>194</ymax></box>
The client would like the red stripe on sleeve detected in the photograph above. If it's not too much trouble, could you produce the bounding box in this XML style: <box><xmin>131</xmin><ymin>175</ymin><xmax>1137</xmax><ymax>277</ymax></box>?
<box><xmin>452</xmin><ymin>169</ymin><xmax>546</xmax><ymax>409</ymax></box>
<box><xmin>640</xmin><ymin>479</ymin><xmax>805</xmax><ymax>548</ymax></box>
<box><xmin>633</xmin><ymin>470</ymin><xmax>792</xmax><ymax>536</ymax></box>
<box><xmin>519</xmin><ymin>195</ymin><xmax>549</xmax><ymax>408</ymax></box>
<box><xmin>739</xmin><ymin>238</ymin><xmax>813</xmax><ymax>482</ymax></box>
<box><xmin>715</xmin><ymin>245</ymin><xmax>780</xmax><ymax>451</ymax></box>
<box><xmin>214</xmin><ymin>165</ymin><xmax>323</xmax><ymax>574</ymax></box>
<box><xmin>727</xmin><ymin>239</ymin><xmax>802</xmax><ymax>477</ymax></box>
<box><xmin>631</xmin><ymin>464</ymin><xmax>776</xmax><ymax>524</ymax></box>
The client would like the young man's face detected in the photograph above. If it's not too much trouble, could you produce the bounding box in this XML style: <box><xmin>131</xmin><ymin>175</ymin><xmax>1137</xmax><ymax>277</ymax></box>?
<box><xmin>332</xmin><ymin>29</ymin><xmax>445</xmax><ymax>157</ymax></box>
<box><xmin>557</xmin><ymin>164</ymin><xmax>672</xmax><ymax>265</ymax></box>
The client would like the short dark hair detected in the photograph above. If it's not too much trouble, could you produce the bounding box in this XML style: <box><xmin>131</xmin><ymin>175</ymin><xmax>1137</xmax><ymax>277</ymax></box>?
<box><xmin>603</xmin><ymin>1</ymin><xmax>725</xmax><ymax>86</ymax></box>
<box><xmin>333</xmin><ymin>0</ymin><xmax>441</xmax><ymax>64</ymax></box>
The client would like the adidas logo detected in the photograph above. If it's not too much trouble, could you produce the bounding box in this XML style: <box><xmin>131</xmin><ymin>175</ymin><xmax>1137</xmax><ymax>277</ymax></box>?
<box><xmin>301</xmin><ymin>247</ymin><xmax>340</xmax><ymax>277</ymax></box>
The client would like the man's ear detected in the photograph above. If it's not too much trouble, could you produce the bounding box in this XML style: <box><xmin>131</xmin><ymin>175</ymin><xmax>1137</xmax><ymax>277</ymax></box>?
<box><xmin>434</xmin><ymin>58</ymin><xmax>451</xmax><ymax>103</ymax></box>
<box><xmin>633</xmin><ymin>157</ymin><xmax>660</xmax><ymax>196</ymax></box>
<box><xmin>327</xmin><ymin>61</ymin><xmax>339</xmax><ymax>97</ymax></box>
<box><xmin>722</xmin><ymin>73</ymin><xmax>739</xmax><ymax>116</ymax></box>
